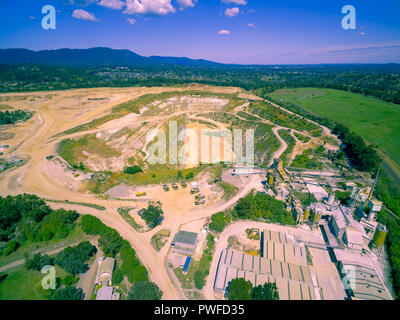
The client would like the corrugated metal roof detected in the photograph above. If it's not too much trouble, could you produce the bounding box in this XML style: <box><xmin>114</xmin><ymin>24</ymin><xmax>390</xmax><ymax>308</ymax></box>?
<box><xmin>172</xmin><ymin>231</ymin><xmax>198</xmax><ymax>246</ymax></box>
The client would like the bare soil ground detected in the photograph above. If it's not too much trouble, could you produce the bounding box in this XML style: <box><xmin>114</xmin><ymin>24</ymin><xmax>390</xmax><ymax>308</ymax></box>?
<box><xmin>0</xmin><ymin>85</ymin><xmax>337</xmax><ymax>300</ymax></box>
<box><xmin>204</xmin><ymin>221</ymin><xmax>346</xmax><ymax>300</ymax></box>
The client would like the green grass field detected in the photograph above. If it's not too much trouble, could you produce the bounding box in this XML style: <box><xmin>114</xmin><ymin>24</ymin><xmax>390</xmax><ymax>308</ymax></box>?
<box><xmin>0</xmin><ymin>265</ymin><xmax>68</xmax><ymax>300</ymax></box>
<box><xmin>270</xmin><ymin>88</ymin><xmax>400</xmax><ymax>169</ymax></box>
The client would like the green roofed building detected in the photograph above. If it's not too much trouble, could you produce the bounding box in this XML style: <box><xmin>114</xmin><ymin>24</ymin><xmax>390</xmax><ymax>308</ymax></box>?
<box><xmin>171</xmin><ymin>230</ymin><xmax>198</xmax><ymax>255</ymax></box>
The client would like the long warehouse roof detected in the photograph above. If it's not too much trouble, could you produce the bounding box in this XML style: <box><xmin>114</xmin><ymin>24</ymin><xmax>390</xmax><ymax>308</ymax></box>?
<box><xmin>214</xmin><ymin>249</ymin><xmax>318</xmax><ymax>300</ymax></box>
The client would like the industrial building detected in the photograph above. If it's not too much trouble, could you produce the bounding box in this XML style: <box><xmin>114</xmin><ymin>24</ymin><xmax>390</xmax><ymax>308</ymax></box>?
<box><xmin>305</xmin><ymin>179</ymin><xmax>328</xmax><ymax>201</ymax></box>
<box><xmin>329</xmin><ymin>214</ymin><xmax>347</xmax><ymax>240</ymax></box>
<box><xmin>214</xmin><ymin>230</ymin><xmax>321</xmax><ymax>300</ymax></box>
<box><xmin>171</xmin><ymin>230</ymin><xmax>198</xmax><ymax>255</ymax></box>
<box><xmin>260</xmin><ymin>230</ymin><xmax>308</xmax><ymax>266</ymax></box>
<box><xmin>372</xmin><ymin>223</ymin><xmax>388</xmax><ymax>248</ymax></box>
<box><xmin>333</xmin><ymin>249</ymin><xmax>391</xmax><ymax>300</ymax></box>
<box><xmin>342</xmin><ymin>227</ymin><xmax>364</xmax><ymax>251</ymax></box>
<box><xmin>368</xmin><ymin>200</ymin><xmax>383</xmax><ymax>213</ymax></box>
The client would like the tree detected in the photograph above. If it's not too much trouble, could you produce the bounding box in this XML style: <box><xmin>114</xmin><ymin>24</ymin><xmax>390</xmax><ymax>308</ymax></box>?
<box><xmin>142</xmin><ymin>201</ymin><xmax>164</xmax><ymax>228</ymax></box>
<box><xmin>335</xmin><ymin>190</ymin><xmax>352</xmax><ymax>206</ymax></box>
<box><xmin>25</xmin><ymin>253</ymin><xmax>53</xmax><ymax>271</ymax></box>
<box><xmin>112</xmin><ymin>265</ymin><xmax>123</xmax><ymax>285</ymax></box>
<box><xmin>128</xmin><ymin>281</ymin><xmax>162</xmax><ymax>300</ymax></box>
<box><xmin>124</xmin><ymin>165</ymin><xmax>142</xmax><ymax>175</ymax></box>
<box><xmin>252</xmin><ymin>282</ymin><xmax>279</xmax><ymax>300</ymax></box>
<box><xmin>98</xmin><ymin>229</ymin><xmax>123</xmax><ymax>257</ymax></box>
<box><xmin>119</xmin><ymin>241</ymin><xmax>148</xmax><ymax>285</ymax></box>
<box><xmin>2</xmin><ymin>240</ymin><xmax>19</xmax><ymax>256</ymax></box>
<box><xmin>227</xmin><ymin>278</ymin><xmax>253</xmax><ymax>300</ymax></box>
<box><xmin>54</xmin><ymin>241</ymin><xmax>97</xmax><ymax>275</ymax></box>
<box><xmin>62</xmin><ymin>274</ymin><xmax>79</xmax><ymax>285</ymax></box>
<box><xmin>209</xmin><ymin>212</ymin><xmax>230</xmax><ymax>233</ymax></box>
<box><xmin>49</xmin><ymin>286</ymin><xmax>84</xmax><ymax>300</ymax></box>
<box><xmin>185</xmin><ymin>172</ymin><xmax>194</xmax><ymax>180</ymax></box>
<box><xmin>177</xmin><ymin>171</ymin><xmax>183</xmax><ymax>179</ymax></box>
<box><xmin>194</xmin><ymin>270</ymin><xmax>205</xmax><ymax>289</ymax></box>
<box><xmin>81</xmin><ymin>215</ymin><xmax>106</xmax><ymax>235</ymax></box>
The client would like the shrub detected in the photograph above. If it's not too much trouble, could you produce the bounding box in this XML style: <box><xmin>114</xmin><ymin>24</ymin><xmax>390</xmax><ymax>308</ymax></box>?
<box><xmin>2</xmin><ymin>240</ymin><xmax>19</xmax><ymax>256</ymax></box>
<box><xmin>25</xmin><ymin>253</ymin><xmax>53</xmax><ymax>271</ymax></box>
<box><xmin>81</xmin><ymin>215</ymin><xmax>106</xmax><ymax>235</ymax></box>
<box><xmin>54</xmin><ymin>241</ymin><xmax>97</xmax><ymax>275</ymax></box>
<box><xmin>124</xmin><ymin>165</ymin><xmax>142</xmax><ymax>175</ymax></box>
<box><xmin>185</xmin><ymin>172</ymin><xmax>194</xmax><ymax>180</ymax></box>
<box><xmin>98</xmin><ymin>229</ymin><xmax>123</xmax><ymax>257</ymax></box>
<box><xmin>112</xmin><ymin>266</ymin><xmax>123</xmax><ymax>285</ymax></box>
<box><xmin>128</xmin><ymin>281</ymin><xmax>162</xmax><ymax>300</ymax></box>
<box><xmin>141</xmin><ymin>201</ymin><xmax>164</xmax><ymax>229</ymax></box>
<box><xmin>194</xmin><ymin>270</ymin><xmax>205</xmax><ymax>290</ymax></box>
<box><xmin>62</xmin><ymin>274</ymin><xmax>79</xmax><ymax>285</ymax></box>
<box><xmin>48</xmin><ymin>286</ymin><xmax>84</xmax><ymax>300</ymax></box>
<box><xmin>120</xmin><ymin>240</ymin><xmax>148</xmax><ymax>285</ymax></box>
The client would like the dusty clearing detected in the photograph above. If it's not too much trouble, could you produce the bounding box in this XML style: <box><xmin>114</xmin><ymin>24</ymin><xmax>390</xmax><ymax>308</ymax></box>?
<box><xmin>0</xmin><ymin>85</ymin><xmax>334</xmax><ymax>300</ymax></box>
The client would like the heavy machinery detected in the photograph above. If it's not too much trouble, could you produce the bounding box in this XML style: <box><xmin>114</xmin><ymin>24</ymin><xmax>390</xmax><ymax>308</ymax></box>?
<box><xmin>135</xmin><ymin>192</ymin><xmax>147</xmax><ymax>197</ymax></box>
<box><xmin>190</xmin><ymin>187</ymin><xmax>200</xmax><ymax>194</ymax></box>
<box><xmin>245</xmin><ymin>228</ymin><xmax>260</xmax><ymax>240</ymax></box>
<box><xmin>190</xmin><ymin>181</ymin><xmax>200</xmax><ymax>194</ymax></box>
<box><xmin>195</xmin><ymin>193</ymin><xmax>205</xmax><ymax>201</ymax></box>
<box><xmin>162</xmin><ymin>184</ymin><xmax>170</xmax><ymax>192</ymax></box>
<box><xmin>246</xmin><ymin>249</ymin><xmax>262</xmax><ymax>256</ymax></box>
<box><xmin>195</xmin><ymin>198</ymin><xmax>206</xmax><ymax>205</ymax></box>
<box><xmin>171</xmin><ymin>183</ymin><xmax>178</xmax><ymax>190</ymax></box>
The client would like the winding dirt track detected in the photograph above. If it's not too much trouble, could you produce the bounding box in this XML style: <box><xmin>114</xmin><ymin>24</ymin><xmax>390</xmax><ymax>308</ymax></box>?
<box><xmin>0</xmin><ymin>86</ymin><xmax>332</xmax><ymax>300</ymax></box>
<box><xmin>0</xmin><ymin>87</ymin><xmax>269</xmax><ymax>300</ymax></box>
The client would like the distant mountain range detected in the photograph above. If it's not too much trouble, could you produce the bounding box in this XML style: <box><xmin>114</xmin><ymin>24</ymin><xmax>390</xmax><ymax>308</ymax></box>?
<box><xmin>0</xmin><ymin>47</ymin><xmax>224</xmax><ymax>67</ymax></box>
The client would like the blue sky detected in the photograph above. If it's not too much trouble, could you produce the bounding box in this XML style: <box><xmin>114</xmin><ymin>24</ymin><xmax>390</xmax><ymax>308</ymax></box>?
<box><xmin>0</xmin><ymin>0</ymin><xmax>399</xmax><ymax>64</ymax></box>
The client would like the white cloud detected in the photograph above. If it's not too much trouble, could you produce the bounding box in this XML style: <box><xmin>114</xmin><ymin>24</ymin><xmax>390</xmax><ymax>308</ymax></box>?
<box><xmin>127</xmin><ymin>17</ymin><xmax>137</xmax><ymax>24</ymax></box>
<box><xmin>221</xmin><ymin>0</ymin><xmax>247</xmax><ymax>5</ymax></box>
<box><xmin>123</xmin><ymin>0</ymin><xmax>176</xmax><ymax>15</ymax></box>
<box><xmin>225</xmin><ymin>7</ymin><xmax>239</xmax><ymax>17</ymax></box>
<box><xmin>176</xmin><ymin>0</ymin><xmax>196</xmax><ymax>10</ymax></box>
<box><xmin>69</xmin><ymin>0</ymin><xmax>97</xmax><ymax>6</ymax></box>
<box><xmin>98</xmin><ymin>0</ymin><xmax>125</xmax><ymax>10</ymax></box>
<box><xmin>218</xmin><ymin>29</ymin><xmax>230</xmax><ymax>35</ymax></box>
<box><xmin>247</xmin><ymin>23</ymin><xmax>256</xmax><ymax>28</ymax></box>
<box><xmin>72</xmin><ymin>9</ymin><xmax>99</xmax><ymax>21</ymax></box>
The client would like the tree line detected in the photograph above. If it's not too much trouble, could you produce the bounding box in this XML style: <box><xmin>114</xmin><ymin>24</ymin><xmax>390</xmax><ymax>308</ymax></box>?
<box><xmin>80</xmin><ymin>215</ymin><xmax>161</xmax><ymax>299</ymax></box>
<box><xmin>0</xmin><ymin>110</ymin><xmax>31</xmax><ymax>125</ymax></box>
<box><xmin>1</xmin><ymin>64</ymin><xmax>399</xmax><ymax>105</ymax></box>
<box><xmin>333</xmin><ymin>123</ymin><xmax>380</xmax><ymax>172</ymax></box>
<box><xmin>227</xmin><ymin>278</ymin><xmax>279</xmax><ymax>300</ymax></box>
<box><xmin>0</xmin><ymin>194</ymin><xmax>79</xmax><ymax>256</ymax></box>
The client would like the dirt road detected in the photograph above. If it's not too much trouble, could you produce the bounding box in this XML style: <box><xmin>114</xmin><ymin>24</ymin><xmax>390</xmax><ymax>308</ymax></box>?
<box><xmin>0</xmin><ymin>86</ymin><xmax>295</xmax><ymax>300</ymax></box>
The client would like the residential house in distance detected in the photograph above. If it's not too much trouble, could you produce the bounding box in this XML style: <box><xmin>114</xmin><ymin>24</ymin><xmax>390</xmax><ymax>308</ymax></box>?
<box><xmin>96</xmin><ymin>256</ymin><xmax>115</xmax><ymax>286</ymax></box>
<box><xmin>96</xmin><ymin>286</ymin><xmax>120</xmax><ymax>300</ymax></box>
<box><xmin>95</xmin><ymin>256</ymin><xmax>120</xmax><ymax>300</ymax></box>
